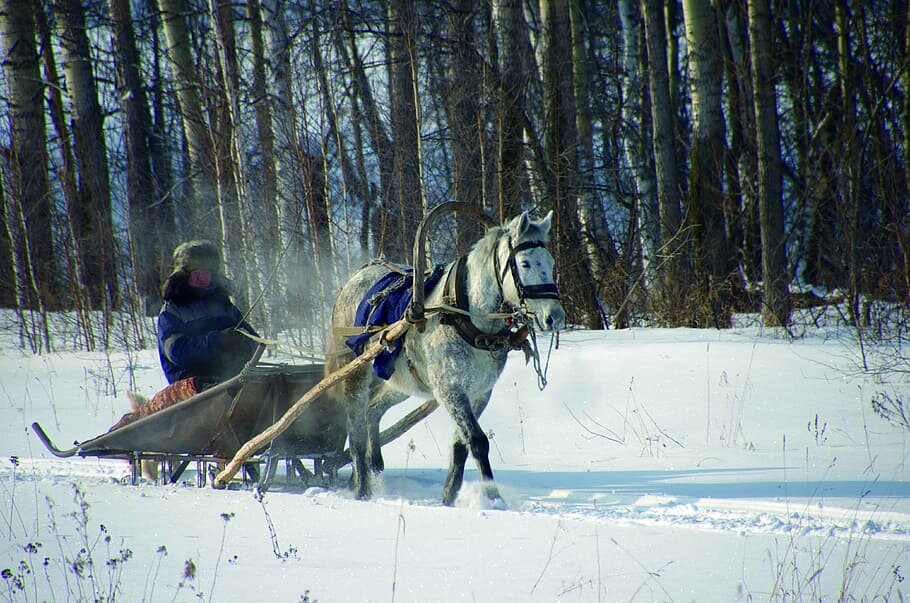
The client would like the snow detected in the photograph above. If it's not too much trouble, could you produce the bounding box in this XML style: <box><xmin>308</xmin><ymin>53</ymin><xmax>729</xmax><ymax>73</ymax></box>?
<box><xmin>1</xmin><ymin>315</ymin><xmax>908</xmax><ymax>601</ymax></box>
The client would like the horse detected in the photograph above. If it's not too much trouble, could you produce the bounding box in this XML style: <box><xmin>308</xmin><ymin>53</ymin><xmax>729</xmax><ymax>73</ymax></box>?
<box><xmin>325</xmin><ymin>210</ymin><xmax>566</xmax><ymax>505</ymax></box>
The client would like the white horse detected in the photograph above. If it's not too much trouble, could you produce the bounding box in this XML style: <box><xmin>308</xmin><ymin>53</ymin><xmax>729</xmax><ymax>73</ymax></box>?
<box><xmin>326</xmin><ymin>210</ymin><xmax>566</xmax><ymax>505</ymax></box>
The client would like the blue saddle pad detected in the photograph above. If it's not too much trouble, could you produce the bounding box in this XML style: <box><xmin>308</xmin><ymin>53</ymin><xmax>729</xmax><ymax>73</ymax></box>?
<box><xmin>346</xmin><ymin>265</ymin><xmax>445</xmax><ymax>380</ymax></box>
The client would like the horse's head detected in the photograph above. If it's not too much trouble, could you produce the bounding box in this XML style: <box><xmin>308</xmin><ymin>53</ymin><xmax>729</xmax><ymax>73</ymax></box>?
<box><xmin>496</xmin><ymin>211</ymin><xmax>566</xmax><ymax>332</ymax></box>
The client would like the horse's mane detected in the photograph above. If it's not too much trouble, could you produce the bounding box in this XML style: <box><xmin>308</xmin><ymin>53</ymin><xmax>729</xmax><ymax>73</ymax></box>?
<box><xmin>469</xmin><ymin>225</ymin><xmax>506</xmax><ymax>260</ymax></box>
<box><xmin>469</xmin><ymin>218</ymin><xmax>550</xmax><ymax>260</ymax></box>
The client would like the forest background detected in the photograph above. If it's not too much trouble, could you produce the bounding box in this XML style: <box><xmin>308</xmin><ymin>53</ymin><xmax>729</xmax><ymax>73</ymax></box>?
<box><xmin>0</xmin><ymin>0</ymin><xmax>908</xmax><ymax>354</ymax></box>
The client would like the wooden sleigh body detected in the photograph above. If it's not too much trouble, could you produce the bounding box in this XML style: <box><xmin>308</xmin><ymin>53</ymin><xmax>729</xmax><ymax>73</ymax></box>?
<box><xmin>31</xmin><ymin>361</ymin><xmax>348</xmax><ymax>490</ymax></box>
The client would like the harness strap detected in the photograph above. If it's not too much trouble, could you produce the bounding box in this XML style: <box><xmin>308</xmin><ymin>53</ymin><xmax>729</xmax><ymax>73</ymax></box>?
<box><xmin>333</xmin><ymin>325</ymin><xmax>387</xmax><ymax>338</ymax></box>
<box><xmin>440</xmin><ymin>256</ymin><xmax>517</xmax><ymax>353</ymax></box>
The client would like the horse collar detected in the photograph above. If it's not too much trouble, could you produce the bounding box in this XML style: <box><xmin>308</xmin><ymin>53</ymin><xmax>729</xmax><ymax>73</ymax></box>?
<box><xmin>441</xmin><ymin>256</ymin><xmax>515</xmax><ymax>354</ymax></box>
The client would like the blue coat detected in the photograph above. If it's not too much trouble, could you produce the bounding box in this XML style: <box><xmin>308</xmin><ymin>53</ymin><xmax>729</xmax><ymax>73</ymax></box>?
<box><xmin>157</xmin><ymin>294</ymin><xmax>258</xmax><ymax>385</ymax></box>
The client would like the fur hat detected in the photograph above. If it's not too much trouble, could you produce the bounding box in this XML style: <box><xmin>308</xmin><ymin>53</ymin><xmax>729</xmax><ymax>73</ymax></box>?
<box><xmin>171</xmin><ymin>240</ymin><xmax>223</xmax><ymax>274</ymax></box>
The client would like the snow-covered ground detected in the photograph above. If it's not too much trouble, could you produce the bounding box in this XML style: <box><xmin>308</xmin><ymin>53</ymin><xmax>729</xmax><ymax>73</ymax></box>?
<box><xmin>1</xmin><ymin>314</ymin><xmax>908</xmax><ymax>601</ymax></box>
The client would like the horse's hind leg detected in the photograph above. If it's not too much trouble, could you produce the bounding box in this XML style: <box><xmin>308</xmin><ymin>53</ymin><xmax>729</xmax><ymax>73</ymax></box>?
<box><xmin>343</xmin><ymin>369</ymin><xmax>373</xmax><ymax>499</ymax></box>
<box><xmin>365</xmin><ymin>389</ymin><xmax>398</xmax><ymax>473</ymax></box>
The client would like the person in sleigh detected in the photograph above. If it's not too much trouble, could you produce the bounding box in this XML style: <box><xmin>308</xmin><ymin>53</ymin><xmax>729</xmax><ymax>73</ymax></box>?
<box><xmin>110</xmin><ymin>239</ymin><xmax>259</xmax><ymax>433</ymax></box>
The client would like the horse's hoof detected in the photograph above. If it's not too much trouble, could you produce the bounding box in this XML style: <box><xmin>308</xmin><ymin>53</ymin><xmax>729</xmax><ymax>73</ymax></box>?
<box><xmin>352</xmin><ymin>481</ymin><xmax>371</xmax><ymax>500</ymax></box>
<box><xmin>448</xmin><ymin>482</ymin><xmax>507</xmax><ymax>509</ymax></box>
<box><xmin>483</xmin><ymin>485</ymin><xmax>507</xmax><ymax>510</ymax></box>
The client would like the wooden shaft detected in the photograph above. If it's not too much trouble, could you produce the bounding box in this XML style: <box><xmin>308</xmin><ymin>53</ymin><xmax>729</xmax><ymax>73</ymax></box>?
<box><xmin>213</xmin><ymin>319</ymin><xmax>411</xmax><ymax>488</ymax></box>
<box><xmin>409</xmin><ymin>202</ymin><xmax>495</xmax><ymax>327</ymax></box>
<box><xmin>320</xmin><ymin>398</ymin><xmax>440</xmax><ymax>471</ymax></box>
<box><xmin>377</xmin><ymin>398</ymin><xmax>439</xmax><ymax>447</ymax></box>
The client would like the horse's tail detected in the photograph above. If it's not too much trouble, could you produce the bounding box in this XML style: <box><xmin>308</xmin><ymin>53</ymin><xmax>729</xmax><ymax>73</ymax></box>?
<box><xmin>324</xmin><ymin>306</ymin><xmax>356</xmax><ymax>405</ymax></box>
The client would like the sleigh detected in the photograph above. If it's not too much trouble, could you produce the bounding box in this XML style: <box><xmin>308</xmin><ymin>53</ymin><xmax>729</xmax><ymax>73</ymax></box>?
<box><xmin>31</xmin><ymin>350</ymin><xmax>439</xmax><ymax>489</ymax></box>
<box><xmin>30</xmin><ymin>353</ymin><xmax>354</xmax><ymax>488</ymax></box>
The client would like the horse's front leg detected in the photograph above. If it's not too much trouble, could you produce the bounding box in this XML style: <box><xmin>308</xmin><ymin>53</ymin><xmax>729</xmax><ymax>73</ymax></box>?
<box><xmin>440</xmin><ymin>389</ymin><xmax>500</xmax><ymax>506</ymax></box>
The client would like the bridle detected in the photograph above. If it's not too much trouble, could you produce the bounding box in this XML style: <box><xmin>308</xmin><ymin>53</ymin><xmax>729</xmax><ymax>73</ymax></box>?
<box><xmin>440</xmin><ymin>234</ymin><xmax>561</xmax><ymax>358</ymax></box>
<box><xmin>492</xmin><ymin>237</ymin><xmax>562</xmax><ymax>309</ymax></box>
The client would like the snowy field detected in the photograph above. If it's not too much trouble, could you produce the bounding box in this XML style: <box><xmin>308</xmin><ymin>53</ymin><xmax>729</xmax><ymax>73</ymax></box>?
<box><xmin>1</xmin><ymin>312</ymin><xmax>908</xmax><ymax>602</ymax></box>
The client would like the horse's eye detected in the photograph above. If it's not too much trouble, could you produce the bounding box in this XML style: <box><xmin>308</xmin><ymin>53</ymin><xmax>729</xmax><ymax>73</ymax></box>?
<box><xmin>520</xmin><ymin>261</ymin><xmax>531</xmax><ymax>269</ymax></box>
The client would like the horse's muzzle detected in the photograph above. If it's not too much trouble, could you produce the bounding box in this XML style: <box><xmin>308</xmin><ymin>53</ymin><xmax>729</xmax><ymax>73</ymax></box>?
<box><xmin>536</xmin><ymin>305</ymin><xmax>566</xmax><ymax>332</ymax></box>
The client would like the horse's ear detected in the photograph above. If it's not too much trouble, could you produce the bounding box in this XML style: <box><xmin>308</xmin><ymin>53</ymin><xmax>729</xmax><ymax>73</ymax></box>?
<box><xmin>510</xmin><ymin>211</ymin><xmax>531</xmax><ymax>237</ymax></box>
<box><xmin>538</xmin><ymin>210</ymin><xmax>554</xmax><ymax>234</ymax></box>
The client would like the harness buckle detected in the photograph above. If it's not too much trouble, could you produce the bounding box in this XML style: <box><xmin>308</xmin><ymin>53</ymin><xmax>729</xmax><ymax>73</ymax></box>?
<box><xmin>473</xmin><ymin>333</ymin><xmax>510</xmax><ymax>353</ymax></box>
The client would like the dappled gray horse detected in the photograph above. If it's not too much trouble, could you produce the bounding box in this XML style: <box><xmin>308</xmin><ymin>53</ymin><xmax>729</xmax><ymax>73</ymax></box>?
<box><xmin>326</xmin><ymin>211</ymin><xmax>566</xmax><ymax>505</ymax></box>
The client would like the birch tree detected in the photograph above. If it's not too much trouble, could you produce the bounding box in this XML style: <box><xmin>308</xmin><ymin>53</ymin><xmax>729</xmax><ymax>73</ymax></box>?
<box><xmin>387</xmin><ymin>0</ymin><xmax>423</xmax><ymax>261</ymax></box>
<box><xmin>0</xmin><ymin>175</ymin><xmax>12</xmax><ymax>308</ymax></box>
<box><xmin>335</xmin><ymin>0</ymin><xmax>396</xmax><ymax>257</ymax></box>
<box><xmin>495</xmin><ymin>0</ymin><xmax>531</xmax><ymax>220</ymax></box>
<box><xmin>683</xmin><ymin>0</ymin><xmax>731</xmax><ymax>327</ymax></box>
<box><xmin>110</xmin><ymin>0</ymin><xmax>165</xmax><ymax>313</ymax></box>
<box><xmin>35</xmin><ymin>1</ymin><xmax>94</xmax><ymax>343</ymax></box>
<box><xmin>444</xmin><ymin>0</ymin><xmax>485</xmax><ymax>251</ymax></box>
<box><xmin>748</xmin><ymin>0</ymin><xmax>790</xmax><ymax>326</ymax></box>
<box><xmin>53</xmin><ymin>0</ymin><xmax>118</xmax><ymax>310</ymax></box>
<box><xmin>570</xmin><ymin>0</ymin><xmax>618</xmax><ymax>288</ymax></box>
<box><xmin>540</xmin><ymin>0</ymin><xmax>603</xmax><ymax>329</ymax></box>
<box><xmin>641</xmin><ymin>0</ymin><xmax>686</xmax><ymax>322</ymax></box>
<box><xmin>1</xmin><ymin>0</ymin><xmax>56</xmax><ymax>320</ymax></box>
<box><xmin>157</xmin><ymin>0</ymin><xmax>218</xmax><ymax>233</ymax></box>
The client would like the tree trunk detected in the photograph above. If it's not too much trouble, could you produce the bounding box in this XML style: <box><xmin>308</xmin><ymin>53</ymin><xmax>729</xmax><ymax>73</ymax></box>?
<box><xmin>799</xmin><ymin>8</ymin><xmax>844</xmax><ymax>292</ymax></box>
<box><xmin>335</xmin><ymin>0</ymin><xmax>396</xmax><ymax>258</ymax></box>
<box><xmin>905</xmin><ymin>0</ymin><xmax>910</xmax><ymax>227</ymax></box>
<box><xmin>540</xmin><ymin>0</ymin><xmax>603</xmax><ymax>329</ymax></box>
<box><xmin>495</xmin><ymin>0</ymin><xmax>531</xmax><ymax>221</ymax></box>
<box><xmin>387</xmin><ymin>0</ymin><xmax>423</xmax><ymax>261</ymax></box>
<box><xmin>157</xmin><ymin>0</ymin><xmax>218</xmax><ymax>234</ymax></box>
<box><xmin>262</xmin><ymin>0</ymin><xmax>312</xmax><ymax>327</ymax></box>
<box><xmin>901</xmin><ymin>0</ymin><xmax>910</xmax><ymax>296</ymax></box>
<box><xmin>53</xmin><ymin>0</ymin><xmax>118</xmax><ymax>310</ymax></box>
<box><xmin>209</xmin><ymin>0</ymin><xmax>259</xmax><ymax>322</ymax></box>
<box><xmin>298</xmin><ymin>51</ymin><xmax>333</xmax><ymax>318</ymax></box>
<box><xmin>835</xmin><ymin>0</ymin><xmax>862</xmax><ymax>324</ymax></box>
<box><xmin>245</xmin><ymin>0</ymin><xmax>278</xmax><ymax>262</ymax></box>
<box><xmin>311</xmin><ymin>3</ymin><xmax>359</xmax><ymax>292</ymax></box>
<box><xmin>0</xmin><ymin>0</ymin><xmax>57</xmax><ymax>317</ymax></box>
<box><xmin>0</xmin><ymin>172</ymin><xmax>12</xmax><ymax>308</ymax></box>
<box><xmin>748</xmin><ymin>0</ymin><xmax>790</xmax><ymax>326</ymax></box>
<box><xmin>109</xmin><ymin>0</ymin><xmax>162</xmax><ymax>314</ymax></box>
<box><xmin>444</xmin><ymin>0</ymin><xmax>485</xmax><ymax>253</ymax></box>
<box><xmin>570</xmin><ymin>0</ymin><xmax>619</xmax><ymax>289</ymax></box>
<box><xmin>35</xmin><ymin>1</ymin><xmax>94</xmax><ymax>344</ymax></box>
<box><xmin>619</xmin><ymin>0</ymin><xmax>657</xmax><ymax>274</ymax></box>
<box><xmin>327</xmin><ymin>11</ymin><xmax>375</xmax><ymax>261</ymax></box>
<box><xmin>683</xmin><ymin>0</ymin><xmax>731</xmax><ymax>327</ymax></box>
<box><xmin>641</xmin><ymin>0</ymin><xmax>686</xmax><ymax>323</ymax></box>
<box><xmin>617</xmin><ymin>0</ymin><xmax>655</xmax><ymax>326</ymax></box>
<box><xmin>721</xmin><ymin>0</ymin><xmax>759</xmax><ymax>290</ymax></box>
<box><xmin>148</xmin><ymin>5</ymin><xmax>177</xmax><ymax>280</ymax></box>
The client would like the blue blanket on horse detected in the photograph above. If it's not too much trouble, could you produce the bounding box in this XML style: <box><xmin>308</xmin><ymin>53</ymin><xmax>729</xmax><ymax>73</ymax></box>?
<box><xmin>346</xmin><ymin>265</ymin><xmax>445</xmax><ymax>380</ymax></box>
